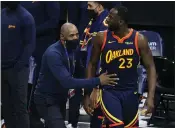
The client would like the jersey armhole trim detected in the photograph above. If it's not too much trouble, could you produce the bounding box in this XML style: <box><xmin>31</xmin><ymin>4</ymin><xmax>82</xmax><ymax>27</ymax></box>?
<box><xmin>101</xmin><ymin>30</ymin><xmax>108</xmax><ymax>51</ymax></box>
<box><xmin>135</xmin><ymin>32</ymin><xmax>140</xmax><ymax>56</ymax></box>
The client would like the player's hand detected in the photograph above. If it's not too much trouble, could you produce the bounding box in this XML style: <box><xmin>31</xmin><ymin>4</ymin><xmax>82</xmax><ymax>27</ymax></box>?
<box><xmin>90</xmin><ymin>88</ymin><xmax>100</xmax><ymax>109</ymax></box>
<box><xmin>83</xmin><ymin>95</ymin><xmax>94</xmax><ymax>116</ymax></box>
<box><xmin>144</xmin><ymin>97</ymin><xmax>154</xmax><ymax>115</ymax></box>
<box><xmin>99</xmin><ymin>72</ymin><xmax>119</xmax><ymax>86</ymax></box>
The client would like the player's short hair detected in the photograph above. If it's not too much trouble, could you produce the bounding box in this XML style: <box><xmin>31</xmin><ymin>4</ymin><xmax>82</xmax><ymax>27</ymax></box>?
<box><xmin>114</xmin><ymin>6</ymin><xmax>129</xmax><ymax>23</ymax></box>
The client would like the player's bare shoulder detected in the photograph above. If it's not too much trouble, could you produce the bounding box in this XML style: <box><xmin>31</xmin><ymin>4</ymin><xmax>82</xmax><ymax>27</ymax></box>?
<box><xmin>93</xmin><ymin>30</ymin><xmax>107</xmax><ymax>46</ymax></box>
<box><xmin>138</xmin><ymin>33</ymin><xmax>147</xmax><ymax>42</ymax></box>
<box><xmin>97</xmin><ymin>30</ymin><xmax>107</xmax><ymax>37</ymax></box>
<box><xmin>137</xmin><ymin>32</ymin><xmax>148</xmax><ymax>49</ymax></box>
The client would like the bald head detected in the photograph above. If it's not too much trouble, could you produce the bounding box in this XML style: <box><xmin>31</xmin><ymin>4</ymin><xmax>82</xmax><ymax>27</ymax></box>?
<box><xmin>60</xmin><ymin>23</ymin><xmax>79</xmax><ymax>41</ymax></box>
<box><xmin>61</xmin><ymin>23</ymin><xmax>76</xmax><ymax>35</ymax></box>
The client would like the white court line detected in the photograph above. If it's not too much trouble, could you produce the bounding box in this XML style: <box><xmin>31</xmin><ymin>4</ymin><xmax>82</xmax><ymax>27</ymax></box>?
<box><xmin>65</xmin><ymin>121</ymin><xmax>90</xmax><ymax>125</ymax></box>
<box><xmin>64</xmin><ymin>121</ymin><xmax>156</xmax><ymax>128</ymax></box>
<box><xmin>41</xmin><ymin>119</ymin><xmax>90</xmax><ymax>125</ymax></box>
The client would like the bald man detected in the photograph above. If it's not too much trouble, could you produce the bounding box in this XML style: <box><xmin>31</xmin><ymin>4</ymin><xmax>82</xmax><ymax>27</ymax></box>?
<box><xmin>33</xmin><ymin>23</ymin><xmax>118</xmax><ymax>128</ymax></box>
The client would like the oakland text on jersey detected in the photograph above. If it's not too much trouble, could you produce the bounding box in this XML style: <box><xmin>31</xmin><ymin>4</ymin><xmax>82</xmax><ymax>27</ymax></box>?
<box><xmin>105</xmin><ymin>49</ymin><xmax>134</xmax><ymax>64</ymax></box>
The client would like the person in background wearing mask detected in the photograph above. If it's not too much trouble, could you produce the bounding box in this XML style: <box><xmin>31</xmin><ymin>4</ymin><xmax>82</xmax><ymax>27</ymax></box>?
<box><xmin>33</xmin><ymin>23</ymin><xmax>118</xmax><ymax>128</ymax></box>
<box><xmin>20</xmin><ymin>2</ymin><xmax>60</xmax><ymax>127</ymax></box>
<box><xmin>80</xmin><ymin>1</ymin><xmax>121</xmax><ymax>69</ymax></box>
<box><xmin>1</xmin><ymin>2</ymin><xmax>35</xmax><ymax>128</ymax></box>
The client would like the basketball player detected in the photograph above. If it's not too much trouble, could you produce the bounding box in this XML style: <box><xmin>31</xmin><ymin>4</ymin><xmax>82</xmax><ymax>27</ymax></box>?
<box><xmin>84</xmin><ymin>6</ymin><xmax>157</xmax><ymax>128</ymax></box>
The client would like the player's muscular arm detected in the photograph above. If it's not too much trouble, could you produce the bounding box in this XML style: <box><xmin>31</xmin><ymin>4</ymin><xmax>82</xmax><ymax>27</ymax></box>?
<box><xmin>84</xmin><ymin>32</ymin><xmax>104</xmax><ymax>96</ymax></box>
<box><xmin>86</xmin><ymin>32</ymin><xmax>104</xmax><ymax>79</ymax></box>
<box><xmin>138</xmin><ymin>34</ymin><xmax>157</xmax><ymax>99</ymax></box>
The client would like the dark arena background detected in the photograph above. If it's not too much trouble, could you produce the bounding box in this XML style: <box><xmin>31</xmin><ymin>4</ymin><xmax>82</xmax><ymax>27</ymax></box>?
<box><xmin>1</xmin><ymin>1</ymin><xmax>175</xmax><ymax>128</ymax></box>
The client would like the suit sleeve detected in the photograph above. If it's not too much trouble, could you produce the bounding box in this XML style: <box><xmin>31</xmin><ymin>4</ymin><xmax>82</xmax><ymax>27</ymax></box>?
<box><xmin>36</xmin><ymin>2</ymin><xmax>60</xmax><ymax>36</ymax></box>
<box><xmin>46</xmin><ymin>50</ymin><xmax>100</xmax><ymax>89</ymax></box>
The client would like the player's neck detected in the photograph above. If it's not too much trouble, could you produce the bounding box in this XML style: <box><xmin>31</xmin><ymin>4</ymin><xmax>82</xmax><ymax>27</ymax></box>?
<box><xmin>113</xmin><ymin>26</ymin><xmax>129</xmax><ymax>38</ymax></box>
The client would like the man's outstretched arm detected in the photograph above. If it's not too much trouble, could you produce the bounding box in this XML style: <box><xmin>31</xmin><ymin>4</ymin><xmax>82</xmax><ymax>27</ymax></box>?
<box><xmin>47</xmin><ymin>51</ymin><xmax>101</xmax><ymax>89</ymax></box>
